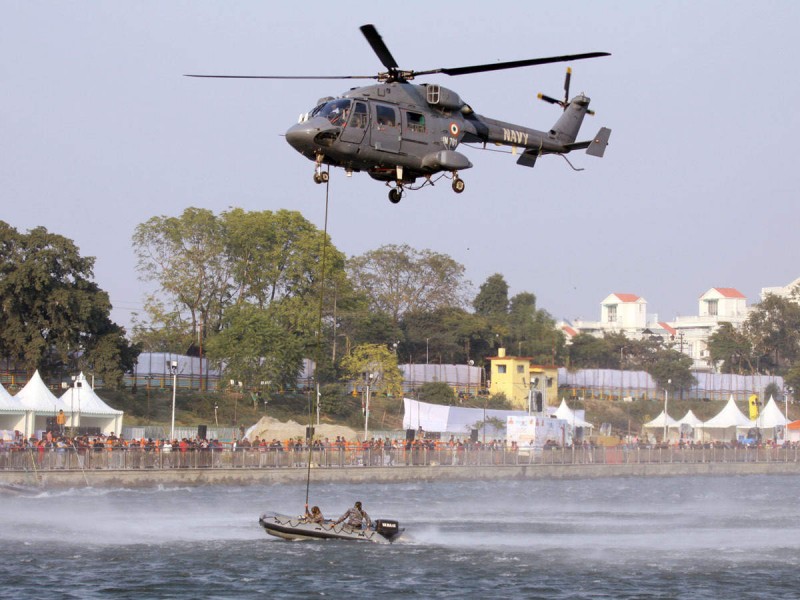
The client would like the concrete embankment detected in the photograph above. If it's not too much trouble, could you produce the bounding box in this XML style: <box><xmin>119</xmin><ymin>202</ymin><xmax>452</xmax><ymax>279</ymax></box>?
<box><xmin>3</xmin><ymin>461</ymin><xmax>800</xmax><ymax>489</ymax></box>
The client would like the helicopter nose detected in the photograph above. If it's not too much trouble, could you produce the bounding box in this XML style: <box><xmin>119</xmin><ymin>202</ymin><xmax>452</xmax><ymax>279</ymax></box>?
<box><xmin>285</xmin><ymin>118</ymin><xmax>340</xmax><ymax>152</ymax></box>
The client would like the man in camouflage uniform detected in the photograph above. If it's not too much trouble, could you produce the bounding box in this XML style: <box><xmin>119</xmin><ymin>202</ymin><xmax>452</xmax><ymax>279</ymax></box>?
<box><xmin>335</xmin><ymin>501</ymin><xmax>372</xmax><ymax>530</ymax></box>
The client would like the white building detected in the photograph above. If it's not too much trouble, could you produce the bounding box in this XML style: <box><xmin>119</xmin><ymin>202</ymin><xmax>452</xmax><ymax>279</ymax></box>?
<box><xmin>562</xmin><ymin>288</ymin><xmax>751</xmax><ymax>372</ymax></box>
<box><xmin>761</xmin><ymin>276</ymin><xmax>800</xmax><ymax>302</ymax></box>
<box><xmin>671</xmin><ymin>288</ymin><xmax>749</xmax><ymax>370</ymax></box>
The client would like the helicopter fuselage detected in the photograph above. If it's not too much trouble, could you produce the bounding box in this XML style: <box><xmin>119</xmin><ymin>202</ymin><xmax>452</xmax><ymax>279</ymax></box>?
<box><xmin>285</xmin><ymin>81</ymin><xmax>598</xmax><ymax>188</ymax></box>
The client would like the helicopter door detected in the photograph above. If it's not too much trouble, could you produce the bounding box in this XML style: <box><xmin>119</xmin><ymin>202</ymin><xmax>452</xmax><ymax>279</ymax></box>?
<box><xmin>340</xmin><ymin>101</ymin><xmax>368</xmax><ymax>144</ymax></box>
<box><xmin>370</xmin><ymin>103</ymin><xmax>401</xmax><ymax>153</ymax></box>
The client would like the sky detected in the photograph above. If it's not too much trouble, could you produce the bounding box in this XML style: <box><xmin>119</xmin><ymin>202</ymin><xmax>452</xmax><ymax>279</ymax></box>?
<box><xmin>4</xmin><ymin>1</ymin><xmax>800</xmax><ymax>332</ymax></box>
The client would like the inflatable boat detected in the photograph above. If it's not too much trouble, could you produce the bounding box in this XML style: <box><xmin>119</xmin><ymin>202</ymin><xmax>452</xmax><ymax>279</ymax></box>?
<box><xmin>259</xmin><ymin>512</ymin><xmax>403</xmax><ymax>544</ymax></box>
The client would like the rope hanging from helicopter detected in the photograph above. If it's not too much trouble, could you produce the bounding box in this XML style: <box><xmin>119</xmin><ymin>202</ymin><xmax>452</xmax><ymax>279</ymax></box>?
<box><xmin>306</xmin><ymin>163</ymin><xmax>332</xmax><ymax>514</ymax></box>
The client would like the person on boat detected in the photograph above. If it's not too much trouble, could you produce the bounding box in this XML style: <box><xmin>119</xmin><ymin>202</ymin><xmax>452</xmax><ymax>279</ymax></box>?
<box><xmin>335</xmin><ymin>501</ymin><xmax>372</xmax><ymax>530</ymax></box>
<box><xmin>304</xmin><ymin>505</ymin><xmax>325</xmax><ymax>524</ymax></box>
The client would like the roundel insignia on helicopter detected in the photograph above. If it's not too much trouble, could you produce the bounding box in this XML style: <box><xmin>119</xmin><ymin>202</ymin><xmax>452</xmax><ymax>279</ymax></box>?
<box><xmin>449</xmin><ymin>122</ymin><xmax>460</xmax><ymax>136</ymax></box>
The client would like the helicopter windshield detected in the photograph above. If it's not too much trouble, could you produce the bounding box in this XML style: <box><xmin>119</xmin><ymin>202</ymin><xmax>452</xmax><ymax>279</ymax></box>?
<box><xmin>311</xmin><ymin>98</ymin><xmax>352</xmax><ymax>126</ymax></box>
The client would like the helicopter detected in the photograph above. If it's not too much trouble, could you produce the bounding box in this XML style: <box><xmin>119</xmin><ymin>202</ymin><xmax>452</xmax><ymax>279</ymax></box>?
<box><xmin>187</xmin><ymin>24</ymin><xmax>611</xmax><ymax>203</ymax></box>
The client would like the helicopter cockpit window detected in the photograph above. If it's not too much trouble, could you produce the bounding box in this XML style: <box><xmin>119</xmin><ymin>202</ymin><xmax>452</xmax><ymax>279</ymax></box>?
<box><xmin>349</xmin><ymin>102</ymin><xmax>368</xmax><ymax>128</ymax></box>
<box><xmin>312</xmin><ymin>98</ymin><xmax>352</xmax><ymax>126</ymax></box>
<box><xmin>406</xmin><ymin>111</ymin><xmax>426</xmax><ymax>133</ymax></box>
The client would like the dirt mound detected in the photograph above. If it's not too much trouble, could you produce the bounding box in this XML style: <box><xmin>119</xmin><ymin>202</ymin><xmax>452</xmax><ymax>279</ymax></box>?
<box><xmin>245</xmin><ymin>416</ymin><xmax>360</xmax><ymax>442</ymax></box>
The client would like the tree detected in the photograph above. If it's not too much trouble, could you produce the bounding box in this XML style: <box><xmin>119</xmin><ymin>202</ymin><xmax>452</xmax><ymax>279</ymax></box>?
<box><xmin>133</xmin><ymin>207</ymin><xmax>232</xmax><ymax>343</ymax></box>
<box><xmin>0</xmin><ymin>222</ymin><xmax>139</xmax><ymax>383</ymax></box>
<box><xmin>506</xmin><ymin>292</ymin><xmax>565</xmax><ymax>364</ymax></box>
<box><xmin>347</xmin><ymin>244</ymin><xmax>468</xmax><ymax>323</ymax></box>
<box><xmin>339</xmin><ymin>343</ymin><xmax>403</xmax><ymax>398</ymax></box>
<box><xmin>645</xmin><ymin>348</ymin><xmax>696</xmax><ymax>394</ymax></box>
<box><xmin>203</xmin><ymin>304</ymin><xmax>305</xmax><ymax>391</ymax></box>
<box><xmin>133</xmin><ymin>207</ymin><xmax>347</xmax><ymax>362</ymax></box>
<box><xmin>415</xmin><ymin>381</ymin><xmax>456</xmax><ymax>405</ymax></box>
<box><xmin>707</xmin><ymin>322</ymin><xmax>755</xmax><ymax>374</ymax></box>
<box><xmin>473</xmin><ymin>273</ymin><xmax>509</xmax><ymax>318</ymax></box>
<box><xmin>568</xmin><ymin>333</ymin><xmax>614</xmax><ymax>368</ymax></box>
<box><xmin>744</xmin><ymin>294</ymin><xmax>800</xmax><ymax>373</ymax></box>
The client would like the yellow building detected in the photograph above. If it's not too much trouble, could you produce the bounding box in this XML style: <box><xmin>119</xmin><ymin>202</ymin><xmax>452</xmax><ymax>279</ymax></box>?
<box><xmin>487</xmin><ymin>348</ymin><xmax>558</xmax><ymax>411</ymax></box>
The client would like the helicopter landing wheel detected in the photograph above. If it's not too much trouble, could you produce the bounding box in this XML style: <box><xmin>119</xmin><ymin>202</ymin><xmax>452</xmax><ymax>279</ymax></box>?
<box><xmin>452</xmin><ymin>177</ymin><xmax>465</xmax><ymax>194</ymax></box>
<box><xmin>313</xmin><ymin>171</ymin><xmax>329</xmax><ymax>184</ymax></box>
<box><xmin>388</xmin><ymin>188</ymin><xmax>402</xmax><ymax>204</ymax></box>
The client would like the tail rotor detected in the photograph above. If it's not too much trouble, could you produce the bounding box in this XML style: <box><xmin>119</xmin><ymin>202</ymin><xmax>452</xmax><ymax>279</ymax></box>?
<box><xmin>538</xmin><ymin>67</ymin><xmax>595</xmax><ymax>116</ymax></box>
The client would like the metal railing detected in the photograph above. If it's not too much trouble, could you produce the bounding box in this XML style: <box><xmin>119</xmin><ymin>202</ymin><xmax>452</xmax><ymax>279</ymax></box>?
<box><xmin>1</xmin><ymin>445</ymin><xmax>800</xmax><ymax>472</ymax></box>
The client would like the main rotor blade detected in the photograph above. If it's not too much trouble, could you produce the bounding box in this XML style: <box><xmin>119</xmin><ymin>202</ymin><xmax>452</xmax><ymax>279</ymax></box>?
<box><xmin>184</xmin><ymin>74</ymin><xmax>377</xmax><ymax>80</ymax></box>
<box><xmin>415</xmin><ymin>52</ymin><xmax>610</xmax><ymax>77</ymax></box>
<box><xmin>360</xmin><ymin>24</ymin><xmax>399</xmax><ymax>71</ymax></box>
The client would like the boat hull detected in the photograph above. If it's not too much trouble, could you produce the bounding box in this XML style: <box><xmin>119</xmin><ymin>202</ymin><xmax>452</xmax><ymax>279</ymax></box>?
<box><xmin>259</xmin><ymin>513</ymin><xmax>403</xmax><ymax>544</ymax></box>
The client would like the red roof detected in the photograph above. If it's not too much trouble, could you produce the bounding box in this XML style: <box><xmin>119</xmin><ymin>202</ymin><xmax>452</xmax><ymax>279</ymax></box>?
<box><xmin>659</xmin><ymin>322</ymin><xmax>677</xmax><ymax>336</ymax></box>
<box><xmin>712</xmin><ymin>287</ymin><xmax>745</xmax><ymax>299</ymax></box>
<box><xmin>562</xmin><ymin>325</ymin><xmax>578</xmax><ymax>338</ymax></box>
<box><xmin>612</xmin><ymin>293</ymin><xmax>641</xmax><ymax>303</ymax></box>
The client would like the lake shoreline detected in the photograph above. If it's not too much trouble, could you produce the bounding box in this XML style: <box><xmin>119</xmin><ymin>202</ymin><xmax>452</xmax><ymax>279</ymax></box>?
<box><xmin>3</xmin><ymin>460</ymin><xmax>799</xmax><ymax>489</ymax></box>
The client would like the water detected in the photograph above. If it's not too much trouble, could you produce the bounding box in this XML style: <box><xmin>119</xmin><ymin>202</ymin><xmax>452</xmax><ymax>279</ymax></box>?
<box><xmin>2</xmin><ymin>475</ymin><xmax>799</xmax><ymax>598</ymax></box>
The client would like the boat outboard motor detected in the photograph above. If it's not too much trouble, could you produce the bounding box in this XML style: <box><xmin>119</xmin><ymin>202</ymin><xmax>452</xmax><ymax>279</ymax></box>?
<box><xmin>375</xmin><ymin>519</ymin><xmax>401</xmax><ymax>541</ymax></box>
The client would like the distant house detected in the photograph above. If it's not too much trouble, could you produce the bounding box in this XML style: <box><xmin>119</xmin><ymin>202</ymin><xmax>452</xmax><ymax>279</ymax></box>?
<box><xmin>561</xmin><ymin>287</ymin><xmax>750</xmax><ymax>372</ymax></box>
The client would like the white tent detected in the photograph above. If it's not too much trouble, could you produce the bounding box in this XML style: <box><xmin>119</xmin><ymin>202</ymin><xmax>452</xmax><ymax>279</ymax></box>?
<box><xmin>554</xmin><ymin>399</ymin><xmax>594</xmax><ymax>429</ymax></box>
<box><xmin>58</xmin><ymin>372</ymin><xmax>123</xmax><ymax>435</ymax></box>
<box><xmin>0</xmin><ymin>382</ymin><xmax>25</xmax><ymax>440</ymax></box>
<box><xmin>676</xmin><ymin>410</ymin><xmax>704</xmax><ymax>428</ymax></box>
<box><xmin>643</xmin><ymin>410</ymin><xmax>679</xmax><ymax>441</ymax></box>
<box><xmin>674</xmin><ymin>410</ymin><xmax>705</xmax><ymax>441</ymax></box>
<box><xmin>752</xmin><ymin>396</ymin><xmax>789</xmax><ymax>441</ymax></box>
<box><xmin>643</xmin><ymin>410</ymin><xmax>678</xmax><ymax>428</ymax></box>
<box><xmin>757</xmin><ymin>396</ymin><xmax>789</xmax><ymax>428</ymax></box>
<box><xmin>700</xmin><ymin>395</ymin><xmax>754</xmax><ymax>442</ymax></box>
<box><xmin>14</xmin><ymin>370</ymin><xmax>69</xmax><ymax>436</ymax></box>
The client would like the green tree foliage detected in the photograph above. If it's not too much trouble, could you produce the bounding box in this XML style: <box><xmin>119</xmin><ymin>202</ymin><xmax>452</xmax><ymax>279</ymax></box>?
<box><xmin>473</xmin><ymin>273</ymin><xmax>509</xmax><ymax>318</ymax></box>
<box><xmin>204</xmin><ymin>304</ymin><xmax>305</xmax><ymax>391</ymax></box>
<box><xmin>347</xmin><ymin>244</ymin><xmax>468</xmax><ymax>323</ymax></box>
<box><xmin>744</xmin><ymin>294</ymin><xmax>800</xmax><ymax>372</ymax></box>
<box><xmin>506</xmin><ymin>292</ymin><xmax>565</xmax><ymax>364</ymax></box>
<box><xmin>133</xmin><ymin>208</ymin><xmax>347</xmax><ymax>383</ymax></box>
<box><xmin>707</xmin><ymin>322</ymin><xmax>755</xmax><ymax>374</ymax></box>
<box><xmin>568</xmin><ymin>333</ymin><xmax>615</xmax><ymax>368</ymax></box>
<box><xmin>645</xmin><ymin>348</ymin><xmax>696</xmax><ymax>394</ymax></box>
<box><xmin>133</xmin><ymin>207</ymin><xmax>231</xmax><ymax>342</ymax></box>
<box><xmin>339</xmin><ymin>343</ymin><xmax>403</xmax><ymax>398</ymax></box>
<box><xmin>415</xmin><ymin>381</ymin><xmax>457</xmax><ymax>405</ymax></box>
<box><xmin>0</xmin><ymin>221</ymin><xmax>139</xmax><ymax>384</ymax></box>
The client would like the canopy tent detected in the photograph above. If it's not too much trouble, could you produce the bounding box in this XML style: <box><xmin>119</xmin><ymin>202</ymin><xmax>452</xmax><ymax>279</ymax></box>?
<box><xmin>643</xmin><ymin>410</ymin><xmax>679</xmax><ymax>441</ymax></box>
<box><xmin>554</xmin><ymin>399</ymin><xmax>594</xmax><ymax>429</ymax></box>
<box><xmin>757</xmin><ymin>396</ymin><xmax>789</xmax><ymax>428</ymax></box>
<box><xmin>674</xmin><ymin>410</ymin><xmax>705</xmax><ymax>441</ymax></box>
<box><xmin>402</xmin><ymin>398</ymin><xmax>527</xmax><ymax>436</ymax></box>
<box><xmin>0</xmin><ymin>382</ymin><xmax>25</xmax><ymax>441</ymax></box>
<box><xmin>676</xmin><ymin>410</ymin><xmax>704</xmax><ymax>428</ymax></box>
<box><xmin>14</xmin><ymin>370</ymin><xmax>68</xmax><ymax>436</ymax></box>
<box><xmin>643</xmin><ymin>410</ymin><xmax>678</xmax><ymax>428</ymax></box>
<box><xmin>700</xmin><ymin>395</ymin><xmax>754</xmax><ymax>442</ymax></box>
<box><xmin>752</xmin><ymin>396</ymin><xmax>789</xmax><ymax>441</ymax></box>
<box><xmin>58</xmin><ymin>372</ymin><xmax>123</xmax><ymax>435</ymax></box>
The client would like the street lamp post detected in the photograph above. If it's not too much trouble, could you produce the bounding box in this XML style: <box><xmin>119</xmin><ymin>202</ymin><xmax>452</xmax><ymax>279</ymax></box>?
<box><xmin>663</xmin><ymin>378</ymin><xmax>671</xmax><ymax>443</ymax></box>
<box><xmin>214</xmin><ymin>403</ymin><xmax>219</xmax><ymax>427</ymax></box>
<box><xmin>168</xmin><ymin>360</ymin><xmax>178</xmax><ymax>441</ymax></box>
<box><xmin>363</xmin><ymin>372</ymin><xmax>374</xmax><ymax>442</ymax></box>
